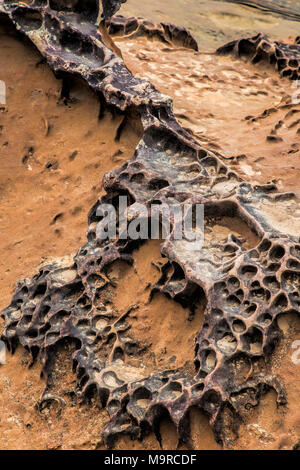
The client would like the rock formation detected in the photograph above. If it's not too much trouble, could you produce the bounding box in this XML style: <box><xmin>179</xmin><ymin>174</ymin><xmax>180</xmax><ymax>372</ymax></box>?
<box><xmin>217</xmin><ymin>32</ymin><xmax>300</xmax><ymax>80</ymax></box>
<box><xmin>0</xmin><ymin>0</ymin><xmax>299</xmax><ymax>448</ymax></box>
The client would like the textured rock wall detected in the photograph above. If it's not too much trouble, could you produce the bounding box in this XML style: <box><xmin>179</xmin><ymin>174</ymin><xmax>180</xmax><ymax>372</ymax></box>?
<box><xmin>1</xmin><ymin>0</ymin><xmax>299</xmax><ymax>448</ymax></box>
<box><xmin>217</xmin><ymin>32</ymin><xmax>300</xmax><ymax>80</ymax></box>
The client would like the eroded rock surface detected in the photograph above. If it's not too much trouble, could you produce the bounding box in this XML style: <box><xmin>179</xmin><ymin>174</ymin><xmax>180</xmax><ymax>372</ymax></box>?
<box><xmin>217</xmin><ymin>32</ymin><xmax>300</xmax><ymax>80</ymax></box>
<box><xmin>108</xmin><ymin>15</ymin><xmax>198</xmax><ymax>51</ymax></box>
<box><xmin>102</xmin><ymin>0</ymin><xmax>127</xmax><ymax>21</ymax></box>
<box><xmin>120</xmin><ymin>0</ymin><xmax>300</xmax><ymax>50</ymax></box>
<box><xmin>0</xmin><ymin>0</ymin><xmax>300</xmax><ymax>449</ymax></box>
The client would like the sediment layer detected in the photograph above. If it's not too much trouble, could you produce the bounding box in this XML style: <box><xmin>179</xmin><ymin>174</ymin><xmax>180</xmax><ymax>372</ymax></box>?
<box><xmin>221</xmin><ymin>1</ymin><xmax>300</xmax><ymax>22</ymax></box>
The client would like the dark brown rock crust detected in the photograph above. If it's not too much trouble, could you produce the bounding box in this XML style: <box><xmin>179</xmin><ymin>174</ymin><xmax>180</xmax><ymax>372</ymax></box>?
<box><xmin>0</xmin><ymin>0</ymin><xmax>299</xmax><ymax>448</ymax></box>
<box><xmin>102</xmin><ymin>0</ymin><xmax>127</xmax><ymax>21</ymax></box>
<box><xmin>107</xmin><ymin>15</ymin><xmax>198</xmax><ymax>51</ymax></box>
<box><xmin>217</xmin><ymin>32</ymin><xmax>300</xmax><ymax>80</ymax></box>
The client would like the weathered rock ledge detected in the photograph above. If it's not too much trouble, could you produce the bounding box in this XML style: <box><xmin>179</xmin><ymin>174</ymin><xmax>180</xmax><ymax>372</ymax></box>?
<box><xmin>1</xmin><ymin>0</ymin><xmax>300</xmax><ymax>448</ymax></box>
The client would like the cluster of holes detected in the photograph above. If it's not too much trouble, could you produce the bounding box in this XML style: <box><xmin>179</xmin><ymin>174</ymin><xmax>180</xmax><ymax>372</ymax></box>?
<box><xmin>12</xmin><ymin>8</ymin><xmax>43</xmax><ymax>32</ymax></box>
<box><xmin>226</xmin><ymin>34</ymin><xmax>300</xmax><ymax>80</ymax></box>
<box><xmin>49</xmin><ymin>0</ymin><xmax>99</xmax><ymax>22</ymax></box>
<box><xmin>59</xmin><ymin>29</ymin><xmax>105</xmax><ymax>63</ymax></box>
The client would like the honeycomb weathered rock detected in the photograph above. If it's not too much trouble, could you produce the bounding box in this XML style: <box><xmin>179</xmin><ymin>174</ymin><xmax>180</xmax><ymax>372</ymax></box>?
<box><xmin>107</xmin><ymin>14</ymin><xmax>198</xmax><ymax>51</ymax></box>
<box><xmin>101</xmin><ymin>0</ymin><xmax>127</xmax><ymax>21</ymax></box>
<box><xmin>217</xmin><ymin>32</ymin><xmax>300</xmax><ymax>80</ymax></box>
<box><xmin>0</xmin><ymin>0</ymin><xmax>299</xmax><ymax>448</ymax></box>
